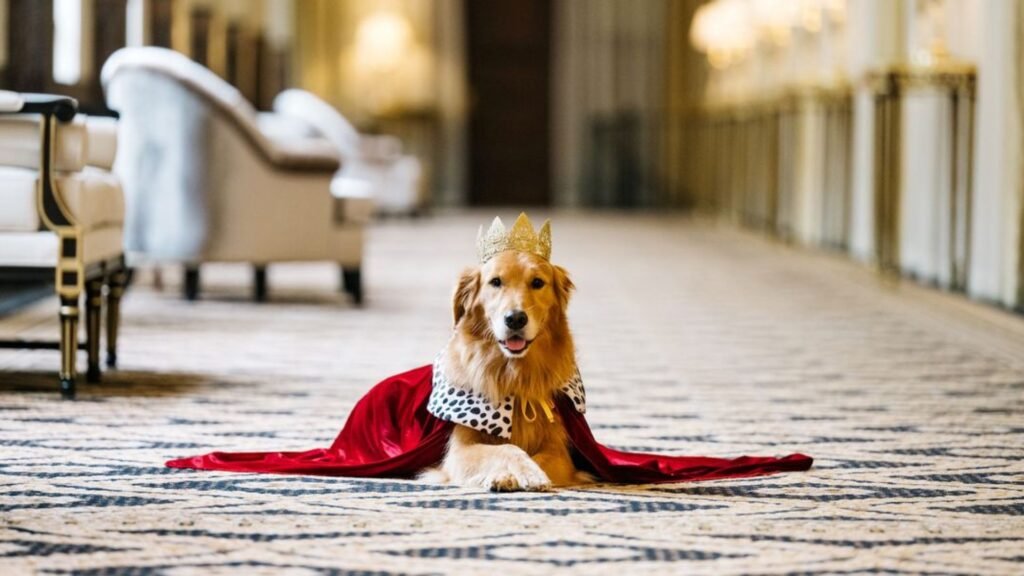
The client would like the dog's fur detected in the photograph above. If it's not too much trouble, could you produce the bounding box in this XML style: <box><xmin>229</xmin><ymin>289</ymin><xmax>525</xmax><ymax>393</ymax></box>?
<box><xmin>420</xmin><ymin>251</ymin><xmax>590</xmax><ymax>491</ymax></box>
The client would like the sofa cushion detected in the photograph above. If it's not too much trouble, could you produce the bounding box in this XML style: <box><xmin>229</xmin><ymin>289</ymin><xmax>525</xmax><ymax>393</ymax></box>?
<box><xmin>0</xmin><ymin>225</ymin><xmax>123</xmax><ymax>267</ymax></box>
<box><xmin>0</xmin><ymin>167</ymin><xmax>124</xmax><ymax>232</ymax></box>
<box><xmin>0</xmin><ymin>114</ymin><xmax>88</xmax><ymax>172</ymax></box>
<box><xmin>256</xmin><ymin>112</ymin><xmax>318</xmax><ymax>143</ymax></box>
<box><xmin>0</xmin><ymin>90</ymin><xmax>24</xmax><ymax>112</ymax></box>
<box><xmin>85</xmin><ymin>116</ymin><xmax>118</xmax><ymax>169</ymax></box>
<box><xmin>330</xmin><ymin>175</ymin><xmax>375</xmax><ymax>224</ymax></box>
<box><xmin>0</xmin><ymin>114</ymin><xmax>119</xmax><ymax>171</ymax></box>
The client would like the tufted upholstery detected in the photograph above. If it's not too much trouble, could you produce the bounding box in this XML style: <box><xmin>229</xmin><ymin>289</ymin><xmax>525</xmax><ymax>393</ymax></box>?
<box><xmin>0</xmin><ymin>109</ymin><xmax>125</xmax><ymax>267</ymax></box>
<box><xmin>0</xmin><ymin>167</ymin><xmax>124</xmax><ymax>233</ymax></box>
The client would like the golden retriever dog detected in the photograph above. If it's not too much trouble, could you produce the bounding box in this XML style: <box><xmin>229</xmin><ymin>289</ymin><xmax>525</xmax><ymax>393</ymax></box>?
<box><xmin>420</xmin><ymin>250</ymin><xmax>591</xmax><ymax>491</ymax></box>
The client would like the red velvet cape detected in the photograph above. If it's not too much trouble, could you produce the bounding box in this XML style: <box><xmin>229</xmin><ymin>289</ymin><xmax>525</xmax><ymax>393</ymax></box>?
<box><xmin>167</xmin><ymin>365</ymin><xmax>813</xmax><ymax>483</ymax></box>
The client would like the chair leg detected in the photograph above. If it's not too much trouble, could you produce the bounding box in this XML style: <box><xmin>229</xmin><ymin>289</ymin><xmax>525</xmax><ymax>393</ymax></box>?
<box><xmin>253</xmin><ymin>265</ymin><xmax>268</xmax><ymax>302</ymax></box>
<box><xmin>183</xmin><ymin>265</ymin><xmax>200</xmax><ymax>301</ymax></box>
<box><xmin>85</xmin><ymin>278</ymin><xmax>103</xmax><ymax>383</ymax></box>
<box><xmin>341</xmin><ymin>266</ymin><xmax>363</xmax><ymax>305</ymax></box>
<box><xmin>106</xmin><ymin>268</ymin><xmax>127</xmax><ymax>368</ymax></box>
<box><xmin>58</xmin><ymin>295</ymin><xmax>79</xmax><ymax>399</ymax></box>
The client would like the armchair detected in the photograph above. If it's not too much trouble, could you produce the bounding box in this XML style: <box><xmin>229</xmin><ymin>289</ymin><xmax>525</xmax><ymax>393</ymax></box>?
<box><xmin>101</xmin><ymin>47</ymin><xmax>373</xmax><ymax>303</ymax></box>
<box><xmin>0</xmin><ymin>92</ymin><xmax>127</xmax><ymax>398</ymax></box>
<box><xmin>272</xmin><ymin>89</ymin><xmax>425</xmax><ymax>216</ymax></box>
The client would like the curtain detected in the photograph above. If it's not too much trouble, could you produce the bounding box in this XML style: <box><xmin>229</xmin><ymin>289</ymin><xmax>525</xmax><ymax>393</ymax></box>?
<box><xmin>552</xmin><ymin>0</ymin><xmax>678</xmax><ymax>208</ymax></box>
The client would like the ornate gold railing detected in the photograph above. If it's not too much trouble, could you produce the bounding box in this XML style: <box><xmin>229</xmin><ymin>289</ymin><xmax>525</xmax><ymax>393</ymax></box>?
<box><xmin>688</xmin><ymin>84</ymin><xmax>854</xmax><ymax>247</ymax></box>
<box><xmin>687</xmin><ymin>64</ymin><xmax>977</xmax><ymax>295</ymax></box>
<box><xmin>868</xmin><ymin>63</ymin><xmax>976</xmax><ymax>289</ymax></box>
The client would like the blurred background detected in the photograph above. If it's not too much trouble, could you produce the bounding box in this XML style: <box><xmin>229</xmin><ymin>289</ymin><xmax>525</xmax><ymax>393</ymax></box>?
<box><xmin>0</xmin><ymin>0</ymin><xmax>1021</xmax><ymax>309</ymax></box>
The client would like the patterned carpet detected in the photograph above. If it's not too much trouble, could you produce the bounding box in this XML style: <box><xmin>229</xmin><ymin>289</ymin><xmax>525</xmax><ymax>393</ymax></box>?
<box><xmin>1</xmin><ymin>212</ymin><xmax>1023</xmax><ymax>575</ymax></box>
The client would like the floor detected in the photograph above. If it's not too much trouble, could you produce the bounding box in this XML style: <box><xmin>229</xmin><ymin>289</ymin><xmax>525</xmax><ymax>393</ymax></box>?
<box><xmin>1</xmin><ymin>212</ymin><xmax>1023</xmax><ymax>575</ymax></box>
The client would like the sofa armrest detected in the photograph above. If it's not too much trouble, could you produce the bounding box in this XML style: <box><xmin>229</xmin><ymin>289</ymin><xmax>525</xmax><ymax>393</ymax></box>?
<box><xmin>273</xmin><ymin>89</ymin><xmax>362</xmax><ymax>160</ymax></box>
<box><xmin>255</xmin><ymin>112</ymin><xmax>341</xmax><ymax>171</ymax></box>
<box><xmin>257</xmin><ymin>112</ymin><xmax>317</xmax><ymax>142</ymax></box>
<box><xmin>0</xmin><ymin>92</ymin><xmax>79</xmax><ymax>226</ymax></box>
<box><xmin>0</xmin><ymin>93</ymin><xmax>79</xmax><ymax>121</ymax></box>
<box><xmin>0</xmin><ymin>91</ymin><xmax>84</xmax><ymax>297</ymax></box>
<box><xmin>267</xmin><ymin>137</ymin><xmax>342</xmax><ymax>171</ymax></box>
<box><xmin>0</xmin><ymin>91</ymin><xmax>24</xmax><ymax>112</ymax></box>
<box><xmin>103</xmin><ymin>48</ymin><xmax>338</xmax><ymax>174</ymax></box>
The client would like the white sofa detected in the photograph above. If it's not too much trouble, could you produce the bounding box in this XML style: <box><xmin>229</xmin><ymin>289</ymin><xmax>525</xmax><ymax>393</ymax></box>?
<box><xmin>272</xmin><ymin>89</ymin><xmax>425</xmax><ymax>216</ymax></box>
<box><xmin>0</xmin><ymin>92</ymin><xmax>127</xmax><ymax>398</ymax></box>
<box><xmin>101</xmin><ymin>47</ymin><xmax>372</xmax><ymax>303</ymax></box>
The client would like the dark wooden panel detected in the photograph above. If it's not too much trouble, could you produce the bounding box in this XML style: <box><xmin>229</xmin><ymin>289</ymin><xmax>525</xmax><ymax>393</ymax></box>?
<box><xmin>6</xmin><ymin>0</ymin><xmax>54</xmax><ymax>91</ymax></box>
<box><xmin>89</xmin><ymin>0</ymin><xmax>127</xmax><ymax>113</ymax></box>
<box><xmin>466</xmin><ymin>0</ymin><xmax>552</xmax><ymax>206</ymax></box>
<box><xmin>94</xmin><ymin>0</ymin><xmax>126</xmax><ymax>69</ymax></box>
<box><xmin>190</xmin><ymin>8</ymin><xmax>212</xmax><ymax>67</ymax></box>
<box><xmin>256</xmin><ymin>36</ymin><xmax>290</xmax><ymax>111</ymax></box>
<box><xmin>149</xmin><ymin>0</ymin><xmax>173</xmax><ymax>48</ymax></box>
<box><xmin>227</xmin><ymin>21</ymin><xmax>258</xmax><ymax>103</ymax></box>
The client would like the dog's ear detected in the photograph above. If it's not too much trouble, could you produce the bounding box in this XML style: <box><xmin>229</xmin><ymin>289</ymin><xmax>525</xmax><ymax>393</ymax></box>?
<box><xmin>552</xmin><ymin>265</ymin><xmax>575</xmax><ymax>310</ymax></box>
<box><xmin>453</xmin><ymin>267</ymin><xmax>481</xmax><ymax>326</ymax></box>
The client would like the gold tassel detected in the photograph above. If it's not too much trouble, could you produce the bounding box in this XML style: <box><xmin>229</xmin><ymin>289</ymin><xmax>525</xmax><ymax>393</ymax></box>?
<box><xmin>519</xmin><ymin>399</ymin><xmax>556</xmax><ymax>424</ymax></box>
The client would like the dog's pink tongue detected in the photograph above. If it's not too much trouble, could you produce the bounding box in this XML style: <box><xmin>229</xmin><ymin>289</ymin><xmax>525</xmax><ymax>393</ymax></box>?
<box><xmin>505</xmin><ymin>337</ymin><xmax>527</xmax><ymax>352</ymax></box>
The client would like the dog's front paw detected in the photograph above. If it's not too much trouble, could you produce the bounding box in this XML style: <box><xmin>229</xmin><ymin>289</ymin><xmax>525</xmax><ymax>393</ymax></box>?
<box><xmin>483</xmin><ymin>446</ymin><xmax>551</xmax><ymax>492</ymax></box>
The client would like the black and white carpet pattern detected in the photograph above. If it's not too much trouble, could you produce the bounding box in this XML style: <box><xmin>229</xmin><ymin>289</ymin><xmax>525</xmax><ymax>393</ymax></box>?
<box><xmin>1</xmin><ymin>214</ymin><xmax>1023</xmax><ymax>575</ymax></box>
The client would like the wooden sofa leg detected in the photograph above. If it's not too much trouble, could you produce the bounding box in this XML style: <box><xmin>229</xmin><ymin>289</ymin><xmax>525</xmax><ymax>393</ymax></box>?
<box><xmin>105</xmin><ymin>268</ymin><xmax>126</xmax><ymax>368</ymax></box>
<box><xmin>341</xmin><ymin>266</ymin><xmax>363</xmax><ymax>305</ymax></box>
<box><xmin>184</xmin><ymin>265</ymin><xmax>200</xmax><ymax>301</ymax></box>
<box><xmin>253</xmin><ymin>265</ymin><xmax>268</xmax><ymax>302</ymax></box>
<box><xmin>85</xmin><ymin>278</ymin><xmax>103</xmax><ymax>383</ymax></box>
<box><xmin>59</xmin><ymin>295</ymin><xmax>79</xmax><ymax>399</ymax></box>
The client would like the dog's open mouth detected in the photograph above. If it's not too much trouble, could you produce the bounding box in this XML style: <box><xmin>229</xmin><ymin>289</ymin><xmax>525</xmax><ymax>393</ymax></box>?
<box><xmin>499</xmin><ymin>336</ymin><xmax>532</xmax><ymax>355</ymax></box>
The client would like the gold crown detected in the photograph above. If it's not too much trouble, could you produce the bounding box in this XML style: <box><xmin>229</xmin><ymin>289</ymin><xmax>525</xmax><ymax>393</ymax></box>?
<box><xmin>476</xmin><ymin>213</ymin><xmax>552</xmax><ymax>263</ymax></box>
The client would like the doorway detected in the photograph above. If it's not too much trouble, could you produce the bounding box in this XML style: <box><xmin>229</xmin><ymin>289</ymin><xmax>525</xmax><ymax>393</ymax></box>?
<box><xmin>465</xmin><ymin>0</ymin><xmax>552</xmax><ymax>206</ymax></box>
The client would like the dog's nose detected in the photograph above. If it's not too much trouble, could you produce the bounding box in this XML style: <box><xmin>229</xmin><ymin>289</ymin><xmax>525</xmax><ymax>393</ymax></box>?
<box><xmin>504</xmin><ymin>310</ymin><xmax>528</xmax><ymax>330</ymax></box>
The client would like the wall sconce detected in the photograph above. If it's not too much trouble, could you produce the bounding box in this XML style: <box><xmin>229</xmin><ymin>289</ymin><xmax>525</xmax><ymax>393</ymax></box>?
<box><xmin>353</xmin><ymin>9</ymin><xmax>413</xmax><ymax>75</ymax></box>
<box><xmin>348</xmin><ymin>8</ymin><xmax>434</xmax><ymax>117</ymax></box>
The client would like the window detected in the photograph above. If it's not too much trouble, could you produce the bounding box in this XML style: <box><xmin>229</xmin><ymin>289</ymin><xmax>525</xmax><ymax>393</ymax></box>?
<box><xmin>52</xmin><ymin>0</ymin><xmax>82</xmax><ymax>85</ymax></box>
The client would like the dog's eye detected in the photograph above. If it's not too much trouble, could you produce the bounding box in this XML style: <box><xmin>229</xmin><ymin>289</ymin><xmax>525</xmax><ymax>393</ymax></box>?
<box><xmin>489</xmin><ymin>277</ymin><xmax>502</xmax><ymax>288</ymax></box>
<box><xmin>531</xmin><ymin>278</ymin><xmax>546</xmax><ymax>289</ymax></box>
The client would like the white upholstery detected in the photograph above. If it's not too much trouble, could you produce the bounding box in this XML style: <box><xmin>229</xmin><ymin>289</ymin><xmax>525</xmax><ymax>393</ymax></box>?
<box><xmin>85</xmin><ymin>116</ymin><xmax>118</xmax><ymax>169</ymax></box>
<box><xmin>0</xmin><ymin>107</ymin><xmax>125</xmax><ymax>270</ymax></box>
<box><xmin>103</xmin><ymin>48</ymin><xmax>340</xmax><ymax>171</ymax></box>
<box><xmin>272</xmin><ymin>89</ymin><xmax>361</xmax><ymax>159</ymax></box>
<box><xmin>102</xmin><ymin>47</ymin><xmax>367</xmax><ymax>267</ymax></box>
<box><xmin>273</xmin><ymin>89</ymin><xmax>425</xmax><ymax>214</ymax></box>
<box><xmin>0</xmin><ymin>114</ymin><xmax>88</xmax><ymax>171</ymax></box>
<box><xmin>0</xmin><ymin>114</ymin><xmax>120</xmax><ymax>172</ymax></box>
<box><xmin>0</xmin><ymin>167</ymin><xmax>125</xmax><ymax>232</ymax></box>
<box><xmin>256</xmin><ymin>112</ymin><xmax>318</xmax><ymax>142</ymax></box>
<box><xmin>0</xmin><ymin>90</ymin><xmax>24</xmax><ymax>112</ymax></box>
<box><xmin>0</xmin><ymin>226</ymin><xmax>123</xmax><ymax>267</ymax></box>
<box><xmin>0</xmin><ymin>167</ymin><xmax>36</xmax><ymax>231</ymax></box>
<box><xmin>331</xmin><ymin>178</ymin><xmax>375</xmax><ymax>224</ymax></box>
<box><xmin>349</xmin><ymin>152</ymin><xmax>422</xmax><ymax>215</ymax></box>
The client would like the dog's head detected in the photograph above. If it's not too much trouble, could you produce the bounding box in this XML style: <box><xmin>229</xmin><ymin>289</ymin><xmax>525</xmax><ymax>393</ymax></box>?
<box><xmin>452</xmin><ymin>251</ymin><xmax>574</xmax><ymax>359</ymax></box>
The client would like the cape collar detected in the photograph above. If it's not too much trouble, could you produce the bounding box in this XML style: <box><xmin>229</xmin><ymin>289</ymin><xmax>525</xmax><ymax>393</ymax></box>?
<box><xmin>426</xmin><ymin>350</ymin><xmax>586</xmax><ymax>439</ymax></box>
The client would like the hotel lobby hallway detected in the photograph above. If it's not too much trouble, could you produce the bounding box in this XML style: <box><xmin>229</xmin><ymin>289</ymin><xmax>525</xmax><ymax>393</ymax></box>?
<box><xmin>1</xmin><ymin>213</ymin><xmax>1023</xmax><ymax>574</ymax></box>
